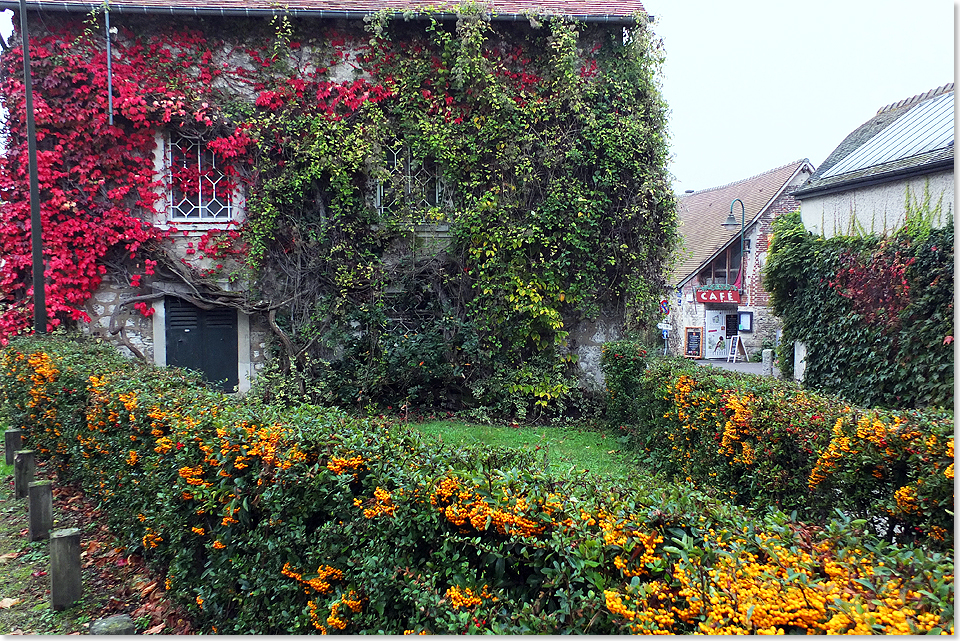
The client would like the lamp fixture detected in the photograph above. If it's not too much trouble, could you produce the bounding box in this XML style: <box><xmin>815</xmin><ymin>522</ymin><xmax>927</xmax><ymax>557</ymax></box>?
<box><xmin>721</xmin><ymin>199</ymin><xmax>746</xmax><ymax>294</ymax></box>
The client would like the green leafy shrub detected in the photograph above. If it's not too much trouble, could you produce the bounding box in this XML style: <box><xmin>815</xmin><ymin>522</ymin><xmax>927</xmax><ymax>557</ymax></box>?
<box><xmin>0</xmin><ymin>334</ymin><xmax>953</xmax><ymax>634</ymax></box>
<box><xmin>600</xmin><ymin>347</ymin><xmax>954</xmax><ymax>549</ymax></box>
<box><xmin>765</xmin><ymin>211</ymin><xmax>953</xmax><ymax>408</ymax></box>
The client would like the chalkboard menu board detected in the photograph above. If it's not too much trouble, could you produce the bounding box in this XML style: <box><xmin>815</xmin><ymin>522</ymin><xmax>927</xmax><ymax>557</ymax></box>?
<box><xmin>684</xmin><ymin>326</ymin><xmax>703</xmax><ymax>359</ymax></box>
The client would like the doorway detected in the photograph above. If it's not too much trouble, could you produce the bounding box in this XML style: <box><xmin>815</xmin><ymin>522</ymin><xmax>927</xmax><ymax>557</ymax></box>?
<box><xmin>165</xmin><ymin>297</ymin><xmax>239</xmax><ymax>392</ymax></box>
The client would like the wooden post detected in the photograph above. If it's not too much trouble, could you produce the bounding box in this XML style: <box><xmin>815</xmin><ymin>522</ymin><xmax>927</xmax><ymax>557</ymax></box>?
<box><xmin>28</xmin><ymin>480</ymin><xmax>53</xmax><ymax>541</ymax></box>
<box><xmin>50</xmin><ymin>528</ymin><xmax>82</xmax><ymax>610</ymax></box>
<box><xmin>14</xmin><ymin>449</ymin><xmax>35</xmax><ymax>500</ymax></box>
<box><xmin>5</xmin><ymin>429</ymin><xmax>23</xmax><ymax>465</ymax></box>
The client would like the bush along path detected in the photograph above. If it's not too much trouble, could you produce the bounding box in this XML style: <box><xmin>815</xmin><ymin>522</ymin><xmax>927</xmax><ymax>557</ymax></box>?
<box><xmin>0</xmin><ymin>459</ymin><xmax>194</xmax><ymax>634</ymax></box>
<box><xmin>0</xmin><ymin>334</ymin><xmax>955</xmax><ymax>634</ymax></box>
<box><xmin>601</xmin><ymin>340</ymin><xmax>954</xmax><ymax>550</ymax></box>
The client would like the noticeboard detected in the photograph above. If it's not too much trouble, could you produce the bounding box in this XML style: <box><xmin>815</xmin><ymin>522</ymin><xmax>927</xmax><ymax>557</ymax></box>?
<box><xmin>684</xmin><ymin>326</ymin><xmax>704</xmax><ymax>359</ymax></box>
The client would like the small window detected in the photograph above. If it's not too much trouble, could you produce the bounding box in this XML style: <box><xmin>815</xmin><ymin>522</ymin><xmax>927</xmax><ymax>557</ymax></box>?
<box><xmin>696</xmin><ymin>245</ymin><xmax>742</xmax><ymax>286</ymax></box>
<box><xmin>375</xmin><ymin>144</ymin><xmax>448</xmax><ymax>219</ymax></box>
<box><xmin>167</xmin><ymin>133</ymin><xmax>238</xmax><ymax>222</ymax></box>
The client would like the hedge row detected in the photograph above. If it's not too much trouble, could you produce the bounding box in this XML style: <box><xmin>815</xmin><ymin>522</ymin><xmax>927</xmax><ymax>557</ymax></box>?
<box><xmin>0</xmin><ymin>334</ymin><xmax>954</xmax><ymax>634</ymax></box>
<box><xmin>601</xmin><ymin>339</ymin><xmax>954</xmax><ymax>550</ymax></box>
<box><xmin>764</xmin><ymin>212</ymin><xmax>953</xmax><ymax>409</ymax></box>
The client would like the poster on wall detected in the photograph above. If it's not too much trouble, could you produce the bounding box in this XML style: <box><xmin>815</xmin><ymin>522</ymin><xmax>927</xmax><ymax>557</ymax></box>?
<box><xmin>683</xmin><ymin>327</ymin><xmax>703</xmax><ymax>359</ymax></box>
<box><xmin>705</xmin><ymin>311</ymin><xmax>726</xmax><ymax>358</ymax></box>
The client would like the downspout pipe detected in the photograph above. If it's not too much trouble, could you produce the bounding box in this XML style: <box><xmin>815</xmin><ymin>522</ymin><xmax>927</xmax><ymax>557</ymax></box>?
<box><xmin>18</xmin><ymin>0</ymin><xmax>45</xmax><ymax>333</ymax></box>
<box><xmin>105</xmin><ymin>3</ymin><xmax>112</xmax><ymax>125</ymax></box>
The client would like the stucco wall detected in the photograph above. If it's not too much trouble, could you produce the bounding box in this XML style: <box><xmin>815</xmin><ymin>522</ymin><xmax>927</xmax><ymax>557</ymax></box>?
<box><xmin>800</xmin><ymin>171</ymin><xmax>954</xmax><ymax>238</ymax></box>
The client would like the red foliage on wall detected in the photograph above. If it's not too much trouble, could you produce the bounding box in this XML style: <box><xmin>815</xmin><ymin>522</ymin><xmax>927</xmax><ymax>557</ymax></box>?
<box><xmin>0</xmin><ymin>22</ymin><xmax>253</xmax><ymax>342</ymax></box>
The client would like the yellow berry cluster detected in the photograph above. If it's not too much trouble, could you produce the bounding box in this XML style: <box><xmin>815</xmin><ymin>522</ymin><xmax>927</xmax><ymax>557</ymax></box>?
<box><xmin>431</xmin><ymin>476</ymin><xmax>549</xmax><ymax>537</ymax></box>
<box><xmin>446</xmin><ymin>585</ymin><xmax>492</xmax><ymax>610</ymax></box>
<box><xmin>327</xmin><ymin>455</ymin><xmax>365</xmax><ymax>476</ymax></box>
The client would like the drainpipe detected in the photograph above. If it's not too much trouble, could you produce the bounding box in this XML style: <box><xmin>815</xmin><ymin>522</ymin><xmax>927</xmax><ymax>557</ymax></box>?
<box><xmin>19</xmin><ymin>0</ymin><xmax>45</xmax><ymax>333</ymax></box>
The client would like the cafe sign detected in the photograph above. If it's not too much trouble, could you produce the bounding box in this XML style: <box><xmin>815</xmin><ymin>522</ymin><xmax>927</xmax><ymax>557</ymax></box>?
<box><xmin>695</xmin><ymin>289</ymin><xmax>740</xmax><ymax>304</ymax></box>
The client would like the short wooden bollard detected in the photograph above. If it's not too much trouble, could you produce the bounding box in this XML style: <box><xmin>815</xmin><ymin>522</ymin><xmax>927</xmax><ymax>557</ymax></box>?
<box><xmin>28</xmin><ymin>480</ymin><xmax>53</xmax><ymax>541</ymax></box>
<box><xmin>5</xmin><ymin>428</ymin><xmax>23</xmax><ymax>465</ymax></box>
<box><xmin>14</xmin><ymin>449</ymin><xmax>35</xmax><ymax>500</ymax></box>
<box><xmin>50</xmin><ymin>528</ymin><xmax>82</xmax><ymax>611</ymax></box>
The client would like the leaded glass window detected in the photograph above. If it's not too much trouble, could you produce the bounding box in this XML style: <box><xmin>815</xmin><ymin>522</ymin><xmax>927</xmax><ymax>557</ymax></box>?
<box><xmin>375</xmin><ymin>144</ymin><xmax>447</xmax><ymax>218</ymax></box>
<box><xmin>168</xmin><ymin>134</ymin><xmax>236</xmax><ymax>222</ymax></box>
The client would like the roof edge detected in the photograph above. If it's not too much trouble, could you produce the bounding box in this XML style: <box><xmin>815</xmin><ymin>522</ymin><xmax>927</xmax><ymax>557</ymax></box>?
<box><xmin>876</xmin><ymin>82</ymin><xmax>954</xmax><ymax>115</ymax></box>
<box><xmin>679</xmin><ymin>158</ymin><xmax>812</xmax><ymax>197</ymax></box>
<box><xmin>793</xmin><ymin>156</ymin><xmax>955</xmax><ymax>200</ymax></box>
<box><xmin>0</xmin><ymin>2</ymin><xmax>650</xmax><ymax>24</ymax></box>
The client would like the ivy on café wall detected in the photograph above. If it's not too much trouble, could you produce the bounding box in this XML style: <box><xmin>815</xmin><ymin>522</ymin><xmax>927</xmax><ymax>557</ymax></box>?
<box><xmin>0</xmin><ymin>7</ymin><xmax>678</xmax><ymax>410</ymax></box>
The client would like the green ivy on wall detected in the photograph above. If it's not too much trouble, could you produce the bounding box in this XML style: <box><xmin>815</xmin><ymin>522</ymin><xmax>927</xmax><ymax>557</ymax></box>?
<box><xmin>0</xmin><ymin>8</ymin><xmax>678</xmax><ymax>414</ymax></box>
<box><xmin>242</xmin><ymin>10</ymin><xmax>678</xmax><ymax>411</ymax></box>
<box><xmin>764</xmin><ymin>209</ymin><xmax>953</xmax><ymax>409</ymax></box>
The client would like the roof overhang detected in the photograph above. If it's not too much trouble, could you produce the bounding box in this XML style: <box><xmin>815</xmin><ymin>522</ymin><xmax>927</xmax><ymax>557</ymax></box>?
<box><xmin>793</xmin><ymin>156</ymin><xmax>954</xmax><ymax>200</ymax></box>
<box><xmin>0</xmin><ymin>2</ymin><xmax>651</xmax><ymax>24</ymax></box>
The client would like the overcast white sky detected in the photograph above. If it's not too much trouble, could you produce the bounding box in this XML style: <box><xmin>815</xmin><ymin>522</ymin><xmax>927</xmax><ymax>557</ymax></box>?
<box><xmin>651</xmin><ymin>0</ymin><xmax>955</xmax><ymax>193</ymax></box>
<box><xmin>1</xmin><ymin>2</ymin><xmax>955</xmax><ymax>195</ymax></box>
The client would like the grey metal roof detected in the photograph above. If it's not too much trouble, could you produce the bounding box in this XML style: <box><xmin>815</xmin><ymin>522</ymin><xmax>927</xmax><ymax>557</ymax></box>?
<box><xmin>794</xmin><ymin>84</ymin><xmax>954</xmax><ymax>199</ymax></box>
<box><xmin>821</xmin><ymin>91</ymin><xmax>953</xmax><ymax>179</ymax></box>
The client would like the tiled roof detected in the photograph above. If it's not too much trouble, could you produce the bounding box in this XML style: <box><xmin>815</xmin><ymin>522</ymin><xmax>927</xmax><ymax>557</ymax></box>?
<box><xmin>794</xmin><ymin>84</ymin><xmax>954</xmax><ymax>198</ymax></box>
<box><xmin>3</xmin><ymin>0</ymin><xmax>648</xmax><ymax>21</ymax></box>
<box><xmin>672</xmin><ymin>159</ymin><xmax>813</xmax><ymax>286</ymax></box>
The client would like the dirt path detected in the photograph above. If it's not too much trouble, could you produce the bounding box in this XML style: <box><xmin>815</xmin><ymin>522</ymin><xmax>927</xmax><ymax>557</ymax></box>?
<box><xmin>0</xmin><ymin>460</ymin><xmax>194</xmax><ymax>635</ymax></box>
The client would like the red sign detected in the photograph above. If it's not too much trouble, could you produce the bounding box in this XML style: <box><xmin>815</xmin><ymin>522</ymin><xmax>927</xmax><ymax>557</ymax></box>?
<box><xmin>695</xmin><ymin>289</ymin><xmax>740</xmax><ymax>304</ymax></box>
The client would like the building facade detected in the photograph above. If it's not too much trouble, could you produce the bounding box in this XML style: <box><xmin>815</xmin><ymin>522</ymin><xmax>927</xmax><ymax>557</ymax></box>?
<box><xmin>794</xmin><ymin>83</ymin><xmax>953</xmax><ymax>237</ymax></box>
<box><xmin>0</xmin><ymin>0</ymin><xmax>673</xmax><ymax>398</ymax></box>
<box><xmin>666</xmin><ymin>160</ymin><xmax>814</xmax><ymax>360</ymax></box>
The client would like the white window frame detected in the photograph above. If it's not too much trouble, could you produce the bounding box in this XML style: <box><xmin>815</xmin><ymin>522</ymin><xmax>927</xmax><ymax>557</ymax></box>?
<box><xmin>154</xmin><ymin>131</ymin><xmax>245</xmax><ymax>227</ymax></box>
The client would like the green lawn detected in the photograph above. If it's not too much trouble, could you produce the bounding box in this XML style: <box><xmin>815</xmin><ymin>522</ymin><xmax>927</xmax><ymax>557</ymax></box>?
<box><xmin>410</xmin><ymin>419</ymin><xmax>639</xmax><ymax>478</ymax></box>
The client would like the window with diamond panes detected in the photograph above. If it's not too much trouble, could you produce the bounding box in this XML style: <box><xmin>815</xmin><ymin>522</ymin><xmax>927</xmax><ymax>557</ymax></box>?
<box><xmin>168</xmin><ymin>134</ymin><xmax>235</xmax><ymax>221</ymax></box>
<box><xmin>376</xmin><ymin>145</ymin><xmax>446</xmax><ymax>218</ymax></box>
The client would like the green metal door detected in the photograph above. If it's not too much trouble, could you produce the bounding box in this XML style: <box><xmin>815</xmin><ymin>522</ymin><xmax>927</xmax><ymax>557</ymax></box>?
<box><xmin>165</xmin><ymin>297</ymin><xmax>239</xmax><ymax>392</ymax></box>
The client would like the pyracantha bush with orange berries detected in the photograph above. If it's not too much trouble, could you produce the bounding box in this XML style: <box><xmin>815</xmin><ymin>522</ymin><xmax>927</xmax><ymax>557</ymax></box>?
<box><xmin>0</xmin><ymin>334</ymin><xmax>953</xmax><ymax>634</ymax></box>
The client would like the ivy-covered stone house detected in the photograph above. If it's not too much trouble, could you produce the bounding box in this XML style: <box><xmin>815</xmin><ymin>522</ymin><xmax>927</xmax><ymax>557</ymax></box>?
<box><xmin>667</xmin><ymin>160</ymin><xmax>814</xmax><ymax>359</ymax></box>
<box><xmin>0</xmin><ymin>0</ymin><xmax>677</xmax><ymax>410</ymax></box>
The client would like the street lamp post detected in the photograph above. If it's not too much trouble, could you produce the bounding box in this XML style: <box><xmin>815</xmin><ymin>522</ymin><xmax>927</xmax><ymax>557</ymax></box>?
<box><xmin>722</xmin><ymin>199</ymin><xmax>745</xmax><ymax>295</ymax></box>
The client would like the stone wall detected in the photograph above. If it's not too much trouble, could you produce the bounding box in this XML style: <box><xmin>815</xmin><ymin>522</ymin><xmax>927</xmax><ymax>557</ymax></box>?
<box><xmin>567</xmin><ymin>310</ymin><xmax>624</xmax><ymax>389</ymax></box>
<box><xmin>79</xmin><ymin>277</ymin><xmax>270</xmax><ymax>393</ymax></box>
<box><xmin>81</xmin><ymin>276</ymin><xmax>155</xmax><ymax>362</ymax></box>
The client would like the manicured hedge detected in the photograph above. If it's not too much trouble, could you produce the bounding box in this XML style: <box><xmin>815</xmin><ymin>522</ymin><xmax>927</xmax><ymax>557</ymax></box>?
<box><xmin>601</xmin><ymin>342</ymin><xmax>954</xmax><ymax>550</ymax></box>
<box><xmin>1</xmin><ymin>334</ymin><xmax>954</xmax><ymax>634</ymax></box>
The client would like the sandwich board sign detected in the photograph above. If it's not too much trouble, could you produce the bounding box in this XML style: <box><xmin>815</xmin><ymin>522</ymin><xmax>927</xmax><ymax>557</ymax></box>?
<box><xmin>726</xmin><ymin>334</ymin><xmax>748</xmax><ymax>363</ymax></box>
<box><xmin>683</xmin><ymin>327</ymin><xmax>703</xmax><ymax>359</ymax></box>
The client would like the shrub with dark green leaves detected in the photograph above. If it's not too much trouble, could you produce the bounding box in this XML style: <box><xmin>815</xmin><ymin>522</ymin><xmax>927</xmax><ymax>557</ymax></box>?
<box><xmin>1</xmin><ymin>334</ymin><xmax>953</xmax><ymax>634</ymax></box>
<box><xmin>765</xmin><ymin>211</ymin><xmax>953</xmax><ymax>409</ymax></box>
